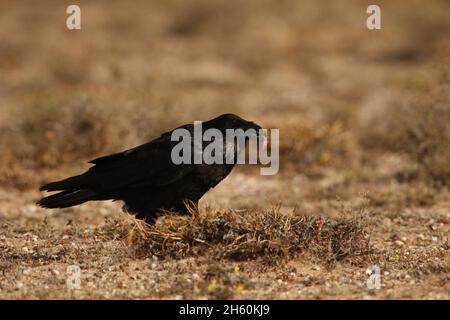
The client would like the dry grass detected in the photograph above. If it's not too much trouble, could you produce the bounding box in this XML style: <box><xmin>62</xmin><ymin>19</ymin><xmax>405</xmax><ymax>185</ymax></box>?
<box><xmin>359</xmin><ymin>63</ymin><xmax>450</xmax><ymax>187</ymax></box>
<box><xmin>266</xmin><ymin>113</ymin><xmax>359</xmax><ymax>171</ymax></box>
<box><xmin>100</xmin><ymin>205</ymin><xmax>372</xmax><ymax>267</ymax></box>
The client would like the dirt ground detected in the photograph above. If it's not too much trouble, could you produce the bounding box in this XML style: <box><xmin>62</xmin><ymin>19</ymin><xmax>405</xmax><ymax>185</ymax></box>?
<box><xmin>0</xmin><ymin>1</ymin><xmax>449</xmax><ymax>299</ymax></box>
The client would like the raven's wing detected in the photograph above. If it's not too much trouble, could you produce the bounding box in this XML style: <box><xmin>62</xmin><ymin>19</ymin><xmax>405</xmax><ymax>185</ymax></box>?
<box><xmin>40</xmin><ymin>133</ymin><xmax>194</xmax><ymax>192</ymax></box>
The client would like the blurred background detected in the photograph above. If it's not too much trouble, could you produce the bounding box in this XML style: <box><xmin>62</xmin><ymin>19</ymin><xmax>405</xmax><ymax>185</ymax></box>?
<box><xmin>0</xmin><ymin>0</ymin><xmax>450</xmax><ymax>300</ymax></box>
<box><xmin>0</xmin><ymin>0</ymin><xmax>449</xmax><ymax>189</ymax></box>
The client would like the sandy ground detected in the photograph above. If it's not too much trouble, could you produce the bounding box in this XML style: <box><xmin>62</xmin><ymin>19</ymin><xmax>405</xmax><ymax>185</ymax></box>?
<box><xmin>1</xmin><ymin>158</ymin><xmax>449</xmax><ymax>299</ymax></box>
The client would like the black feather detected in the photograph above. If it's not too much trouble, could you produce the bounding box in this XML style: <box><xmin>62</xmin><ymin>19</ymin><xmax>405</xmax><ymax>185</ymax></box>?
<box><xmin>37</xmin><ymin>189</ymin><xmax>97</xmax><ymax>208</ymax></box>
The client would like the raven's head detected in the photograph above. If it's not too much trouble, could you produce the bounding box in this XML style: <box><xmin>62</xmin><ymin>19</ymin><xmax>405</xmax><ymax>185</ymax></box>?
<box><xmin>206</xmin><ymin>113</ymin><xmax>263</xmax><ymax>136</ymax></box>
<box><xmin>205</xmin><ymin>113</ymin><xmax>267</xmax><ymax>152</ymax></box>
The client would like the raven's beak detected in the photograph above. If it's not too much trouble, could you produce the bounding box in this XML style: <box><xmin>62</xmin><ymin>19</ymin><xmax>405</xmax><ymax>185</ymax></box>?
<box><xmin>262</xmin><ymin>133</ymin><xmax>268</xmax><ymax>151</ymax></box>
<box><xmin>260</xmin><ymin>129</ymin><xmax>268</xmax><ymax>151</ymax></box>
<box><xmin>247</xmin><ymin>121</ymin><xmax>267</xmax><ymax>151</ymax></box>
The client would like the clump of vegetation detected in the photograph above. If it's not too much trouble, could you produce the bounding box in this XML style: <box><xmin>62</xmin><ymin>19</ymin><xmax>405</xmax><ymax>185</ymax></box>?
<box><xmin>360</xmin><ymin>66</ymin><xmax>450</xmax><ymax>187</ymax></box>
<box><xmin>400</xmin><ymin>93</ymin><xmax>450</xmax><ymax>186</ymax></box>
<box><xmin>100</xmin><ymin>205</ymin><xmax>373</xmax><ymax>266</ymax></box>
<box><xmin>265</xmin><ymin>113</ymin><xmax>358</xmax><ymax>170</ymax></box>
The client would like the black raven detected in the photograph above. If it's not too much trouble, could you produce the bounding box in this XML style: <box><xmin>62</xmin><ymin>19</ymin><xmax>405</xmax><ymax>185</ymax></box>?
<box><xmin>37</xmin><ymin>114</ymin><xmax>264</xmax><ymax>222</ymax></box>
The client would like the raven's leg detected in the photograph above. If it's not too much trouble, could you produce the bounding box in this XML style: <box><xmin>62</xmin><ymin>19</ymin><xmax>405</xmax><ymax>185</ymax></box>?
<box><xmin>175</xmin><ymin>200</ymin><xmax>199</xmax><ymax>216</ymax></box>
<box><xmin>121</xmin><ymin>203</ymin><xmax>159</xmax><ymax>223</ymax></box>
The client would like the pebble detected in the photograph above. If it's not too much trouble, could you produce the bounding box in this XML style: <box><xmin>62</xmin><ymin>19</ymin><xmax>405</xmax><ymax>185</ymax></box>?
<box><xmin>394</xmin><ymin>240</ymin><xmax>404</xmax><ymax>247</ymax></box>
<box><xmin>382</xmin><ymin>218</ymin><xmax>392</xmax><ymax>228</ymax></box>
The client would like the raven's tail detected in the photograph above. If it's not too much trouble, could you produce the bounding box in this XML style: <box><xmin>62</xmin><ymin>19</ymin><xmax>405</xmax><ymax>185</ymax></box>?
<box><xmin>39</xmin><ymin>173</ymin><xmax>88</xmax><ymax>192</ymax></box>
<box><xmin>37</xmin><ymin>189</ymin><xmax>97</xmax><ymax>209</ymax></box>
<box><xmin>37</xmin><ymin>173</ymin><xmax>97</xmax><ymax>208</ymax></box>
<box><xmin>38</xmin><ymin>172</ymin><xmax>99</xmax><ymax>208</ymax></box>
